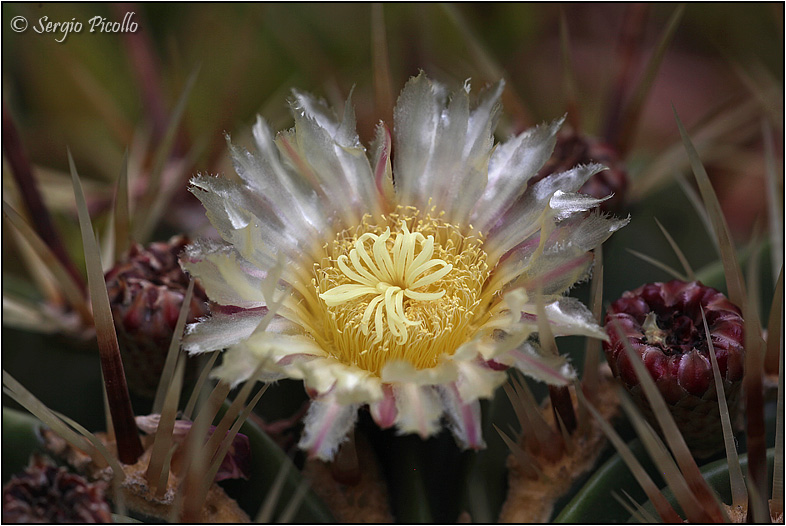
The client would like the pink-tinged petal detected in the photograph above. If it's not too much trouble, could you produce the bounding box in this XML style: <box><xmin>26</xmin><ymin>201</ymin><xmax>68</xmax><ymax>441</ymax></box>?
<box><xmin>275</xmin><ymin>353</ymin><xmax>321</xmax><ymax>367</ymax></box>
<box><xmin>509</xmin><ymin>212</ymin><xmax>626</xmax><ymax>295</ymax></box>
<box><xmin>298</xmin><ymin>397</ymin><xmax>359</xmax><ymax>461</ymax></box>
<box><xmin>439</xmin><ymin>384</ymin><xmax>485</xmax><ymax>450</ymax></box>
<box><xmin>232</xmin><ymin>118</ymin><xmax>329</xmax><ymax>257</ymax></box>
<box><xmin>508</xmin><ymin>341</ymin><xmax>575</xmax><ymax>386</ymax></box>
<box><xmin>491</xmin><ymin>212</ymin><xmax>627</xmax><ymax>293</ymax></box>
<box><xmin>370</xmin><ymin>384</ymin><xmax>397</xmax><ymax>428</ymax></box>
<box><xmin>215</xmin><ymin>432</ymin><xmax>251</xmax><ymax>481</ymax></box>
<box><xmin>135</xmin><ymin>414</ymin><xmax>191</xmax><ymax>439</ymax></box>
<box><xmin>135</xmin><ymin>415</ymin><xmax>251</xmax><ymax>481</ymax></box>
<box><xmin>485</xmin><ymin>359</ymin><xmax>510</xmax><ymax>371</ymax></box>
<box><xmin>371</xmin><ymin>123</ymin><xmax>395</xmax><ymax>206</ymax></box>
<box><xmin>524</xmin><ymin>252</ymin><xmax>595</xmax><ymax>295</ymax></box>
<box><xmin>392</xmin><ymin>384</ymin><xmax>442</xmax><ymax>439</ymax></box>
<box><xmin>133</xmin><ymin>414</ymin><xmax>196</xmax><ymax>440</ymax></box>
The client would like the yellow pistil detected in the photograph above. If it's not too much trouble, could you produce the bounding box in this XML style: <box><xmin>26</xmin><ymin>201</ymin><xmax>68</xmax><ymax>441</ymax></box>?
<box><xmin>310</xmin><ymin>209</ymin><xmax>490</xmax><ymax>376</ymax></box>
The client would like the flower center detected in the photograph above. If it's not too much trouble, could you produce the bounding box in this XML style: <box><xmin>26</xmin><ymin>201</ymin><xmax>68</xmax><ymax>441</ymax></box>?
<box><xmin>311</xmin><ymin>209</ymin><xmax>489</xmax><ymax>375</ymax></box>
<box><xmin>319</xmin><ymin>222</ymin><xmax>452</xmax><ymax>344</ymax></box>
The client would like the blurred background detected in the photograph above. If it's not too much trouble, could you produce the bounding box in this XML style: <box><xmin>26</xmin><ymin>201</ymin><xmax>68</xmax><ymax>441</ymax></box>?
<box><xmin>3</xmin><ymin>3</ymin><xmax>782</xmax><ymax>234</ymax></box>
<box><xmin>2</xmin><ymin>3</ymin><xmax>783</xmax><ymax>513</ymax></box>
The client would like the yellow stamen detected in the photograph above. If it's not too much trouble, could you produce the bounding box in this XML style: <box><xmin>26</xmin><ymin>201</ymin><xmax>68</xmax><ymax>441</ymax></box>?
<box><xmin>310</xmin><ymin>209</ymin><xmax>490</xmax><ymax>376</ymax></box>
<box><xmin>319</xmin><ymin>222</ymin><xmax>452</xmax><ymax>343</ymax></box>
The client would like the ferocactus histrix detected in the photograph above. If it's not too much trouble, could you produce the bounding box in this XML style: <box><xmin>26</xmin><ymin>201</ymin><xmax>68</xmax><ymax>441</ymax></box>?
<box><xmin>603</xmin><ymin>279</ymin><xmax>745</xmax><ymax>458</ymax></box>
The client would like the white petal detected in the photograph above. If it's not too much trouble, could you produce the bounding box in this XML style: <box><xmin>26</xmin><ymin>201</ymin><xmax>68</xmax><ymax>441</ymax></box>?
<box><xmin>209</xmin><ymin>345</ymin><xmax>288</xmax><ymax>387</ymax></box>
<box><xmin>293</xmin><ymin>358</ymin><xmax>384</xmax><ymax>405</ymax></box>
<box><xmin>209</xmin><ymin>329</ymin><xmax>326</xmax><ymax>386</ymax></box>
<box><xmin>418</xmin><ymin>85</ymin><xmax>472</xmax><ymax>219</ymax></box>
<box><xmin>519</xmin><ymin>296</ymin><xmax>608</xmax><ymax>340</ymax></box>
<box><xmin>330</xmin><ymin>366</ymin><xmax>384</xmax><ymax>405</ymax></box>
<box><xmin>394</xmin><ymin>75</ymin><xmax>504</xmax><ymax>223</ymax></box>
<box><xmin>440</xmin><ymin>81</ymin><xmax>505</xmax><ymax>223</ymax></box>
<box><xmin>250</xmin><ymin>118</ymin><xmax>323</xmax><ymax>211</ymax></box>
<box><xmin>298</xmin><ymin>396</ymin><xmax>359</xmax><ymax>461</ymax></box>
<box><xmin>288</xmin><ymin>89</ymin><xmax>380</xmax><ymax>225</ymax></box>
<box><xmin>471</xmin><ymin>116</ymin><xmax>564</xmax><ymax>232</ymax></box>
<box><xmin>475</xmin><ymin>287</ymin><xmax>530</xmax><ymax>334</ymax></box>
<box><xmin>484</xmin><ymin>163</ymin><xmax>606</xmax><ymax>262</ymax></box>
<box><xmin>465</xmin><ymin>80</ymin><xmax>505</xmax><ymax>161</ymax></box>
<box><xmin>453</xmin><ymin>359</ymin><xmax>507</xmax><ymax>402</ymax></box>
<box><xmin>548</xmin><ymin>190</ymin><xmax>611</xmax><ymax>220</ymax></box>
<box><xmin>189</xmin><ymin>175</ymin><xmax>294</xmax><ymax>271</ymax></box>
<box><xmin>393</xmin><ymin>72</ymin><xmax>447</xmax><ymax>208</ymax></box>
<box><xmin>450</xmin><ymin>338</ymin><xmax>497</xmax><ymax>367</ymax></box>
<box><xmin>182</xmin><ymin>308</ymin><xmax>267</xmax><ymax>354</ymax></box>
<box><xmin>392</xmin><ymin>383</ymin><xmax>442</xmax><ymax>438</ymax></box>
<box><xmin>541</xmin><ymin>210</ymin><xmax>630</xmax><ymax>257</ymax></box>
<box><xmin>228</xmin><ymin>127</ymin><xmax>324</xmax><ymax>247</ymax></box>
<box><xmin>181</xmin><ymin>240</ymin><xmax>267</xmax><ymax>308</ymax></box>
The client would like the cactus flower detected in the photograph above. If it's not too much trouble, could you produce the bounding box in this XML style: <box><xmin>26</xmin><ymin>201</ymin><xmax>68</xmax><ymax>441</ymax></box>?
<box><xmin>182</xmin><ymin>73</ymin><xmax>627</xmax><ymax>460</ymax></box>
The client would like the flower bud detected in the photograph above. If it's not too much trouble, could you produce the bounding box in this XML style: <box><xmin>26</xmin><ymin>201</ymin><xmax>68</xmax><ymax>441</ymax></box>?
<box><xmin>105</xmin><ymin>235</ymin><xmax>209</xmax><ymax>398</ymax></box>
<box><xmin>2</xmin><ymin>455</ymin><xmax>112</xmax><ymax>523</ymax></box>
<box><xmin>603</xmin><ymin>280</ymin><xmax>744</xmax><ymax>458</ymax></box>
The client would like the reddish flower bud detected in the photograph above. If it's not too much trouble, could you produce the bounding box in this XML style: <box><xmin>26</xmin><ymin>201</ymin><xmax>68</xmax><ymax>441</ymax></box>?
<box><xmin>603</xmin><ymin>280</ymin><xmax>745</xmax><ymax>458</ymax></box>
<box><xmin>105</xmin><ymin>235</ymin><xmax>209</xmax><ymax>398</ymax></box>
<box><xmin>2</xmin><ymin>455</ymin><xmax>112</xmax><ymax>523</ymax></box>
